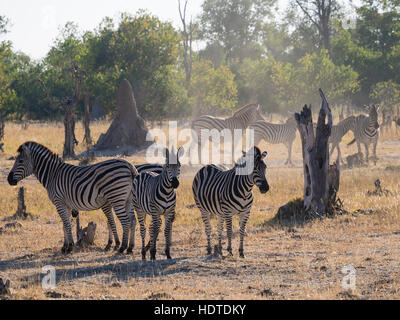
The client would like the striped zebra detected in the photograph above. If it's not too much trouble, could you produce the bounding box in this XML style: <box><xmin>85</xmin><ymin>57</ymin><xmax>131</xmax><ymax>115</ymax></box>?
<box><xmin>329</xmin><ymin>115</ymin><xmax>356</xmax><ymax>163</ymax></box>
<box><xmin>132</xmin><ymin>147</ymin><xmax>184</xmax><ymax>261</ymax></box>
<box><xmin>192</xmin><ymin>147</ymin><xmax>269</xmax><ymax>258</ymax></box>
<box><xmin>71</xmin><ymin>162</ymin><xmax>164</xmax><ymax>252</ymax></box>
<box><xmin>347</xmin><ymin>105</ymin><xmax>380</xmax><ymax>164</ymax></box>
<box><xmin>191</xmin><ymin>104</ymin><xmax>263</xmax><ymax>162</ymax></box>
<box><xmin>7</xmin><ymin>141</ymin><xmax>138</xmax><ymax>254</ymax></box>
<box><xmin>250</xmin><ymin>116</ymin><xmax>297</xmax><ymax>166</ymax></box>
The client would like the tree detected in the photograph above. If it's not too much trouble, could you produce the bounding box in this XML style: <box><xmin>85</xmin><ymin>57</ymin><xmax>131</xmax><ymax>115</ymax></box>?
<box><xmin>199</xmin><ymin>0</ymin><xmax>276</xmax><ymax>62</ymax></box>
<box><xmin>189</xmin><ymin>60</ymin><xmax>238</xmax><ymax>116</ymax></box>
<box><xmin>84</xmin><ymin>12</ymin><xmax>181</xmax><ymax>121</ymax></box>
<box><xmin>293</xmin><ymin>0</ymin><xmax>343</xmax><ymax>53</ymax></box>
<box><xmin>370</xmin><ymin>80</ymin><xmax>400</xmax><ymax>109</ymax></box>
<box><xmin>178</xmin><ymin>0</ymin><xmax>194</xmax><ymax>87</ymax></box>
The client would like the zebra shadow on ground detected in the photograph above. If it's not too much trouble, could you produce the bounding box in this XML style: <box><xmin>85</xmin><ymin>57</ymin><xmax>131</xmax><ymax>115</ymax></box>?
<box><xmin>0</xmin><ymin>246</ymin><xmax>191</xmax><ymax>287</ymax></box>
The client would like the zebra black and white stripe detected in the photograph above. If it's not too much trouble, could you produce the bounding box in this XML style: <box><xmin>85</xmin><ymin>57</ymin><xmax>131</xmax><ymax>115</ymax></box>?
<box><xmin>7</xmin><ymin>141</ymin><xmax>138</xmax><ymax>254</ymax></box>
<box><xmin>347</xmin><ymin>105</ymin><xmax>380</xmax><ymax>164</ymax></box>
<box><xmin>250</xmin><ymin>117</ymin><xmax>297</xmax><ymax>166</ymax></box>
<box><xmin>192</xmin><ymin>147</ymin><xmax>269</xmax><ymax>258</ymax></box>
<box><xmin>329</xmin><ymin>115</ymin><xmax>356</xmax><ymax>163</ymax></box>
<box><xmin>83</xmin><ymin>162</ymin><xmax>164</xmax><ymax>252</ymax></box>
<box><xmin>132</xmin><ymin>147</ymin><xmax>184</xmax><ymax>261</ymax></box>
<box><xmin>191</xmin><ymin>104</ymin><xmax>263</xmax><ymax>162</ymax></box>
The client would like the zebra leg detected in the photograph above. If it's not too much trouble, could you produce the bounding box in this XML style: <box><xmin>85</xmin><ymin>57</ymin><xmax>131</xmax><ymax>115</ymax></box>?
<box><xmin>238</xmin><ymin>211</ymin><xmax>250</xmax><ymax>258</ymax></box>
<box><xmin>148</xmin><ymin>214</ymin><xmax>162</xmax><ymax>261</ymax></box>
<box><xmin>136</xmin><ymin>210</ymin><xmax>147</xmax><ymax>260</ymax></box>
<box><xmin>216</xmin><ymin>215</ymin><xmax>224</xmax><ymax>255</ymax></box>
<box><xmin>55</xmin><ymin>203</ymin><xmax>74</xmax><ymax>254</ymax></box>
<box><xmin>285</xmin><ymin>142</ymin><xmax>294</xmax><ymax>166</ymax></box>
<box><xmin>226</xmin><ymin>216</ymin><xmax>233</xmax><ymax>256</ymax></box>
<box><xmin>364</xmin><ymin>143</ymin><xmax>369</xmax><ymax>164</ymax></box>
<box><xmin>200</xmin><ymin>210</ymin><xmax>212</xmax><ymax>255</ymax></box>
<box><xmin>164</xmin><ymin>211</ymin><xmax>175</xmax><ymax>259</ymax></box>
<box><xmin>112</xmin><ymin>204</ymin><xmax>131</xmax><ymax>254</ymax></box>
<box><xmin>373</xmin><ymin>141</ymin><xmax>378</xmax><ymax>165</ymax></box>
<box><xmin>127</xmin><ymin>208</ymin><xmax>136</xmax><ymax>254</ymax></box>
<box><xmin>102</xmin><ymin>204</ymin><xmax>120</xmax><ymax>251</ymax></box>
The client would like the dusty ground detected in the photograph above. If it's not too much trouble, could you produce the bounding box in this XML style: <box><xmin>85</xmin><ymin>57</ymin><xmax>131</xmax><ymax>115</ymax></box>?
<box><xmin>0</xmin><ymin>120</ymin><xmax>400</xmax><ymax>300</ymax></box>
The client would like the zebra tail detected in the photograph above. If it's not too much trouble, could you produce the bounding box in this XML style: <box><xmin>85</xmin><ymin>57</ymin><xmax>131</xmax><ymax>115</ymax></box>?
<box><xmin>347</xmin><ymin>138</ymin><xmax>356</xmax><ymax>146</ymax></box>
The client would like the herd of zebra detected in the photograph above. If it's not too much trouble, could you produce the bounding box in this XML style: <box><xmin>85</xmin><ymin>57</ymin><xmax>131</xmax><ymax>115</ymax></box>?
<box><xmin>192</xmin><ymin>103</ymin><xmax>380</xmax><ymax>165</ymax></box>
<box><xmin>5</xmin><ymin>103</ymin><xmax>380</xmax><ymax>260</ymax></box>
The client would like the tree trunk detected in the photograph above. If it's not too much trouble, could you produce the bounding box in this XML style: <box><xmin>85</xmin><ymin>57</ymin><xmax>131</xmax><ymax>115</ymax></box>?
<box><xmin>0</xmin><ymin>117</ymin><xmax>4</xmax><ymax>141</ymax></box>
<box><xmin>295</xmin><ymin>89</ymin><xmax>333</xmax><ymax>215</ymax></box>
<box><xmin>63</xmin><ymin>103</ymin><xmax>77</xmax><ymax>159</ymax></box>
<box><xmin>83</xmin><ymin>90</ymin><xmax>92</xmax><ymax>146</ymax></box>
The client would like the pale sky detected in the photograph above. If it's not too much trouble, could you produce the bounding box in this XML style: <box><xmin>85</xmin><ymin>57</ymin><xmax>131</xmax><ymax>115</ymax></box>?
<box><xmin>0</xmin><ymin>0</ymin><xmax>359</xmax><ymax>61</ymax></box>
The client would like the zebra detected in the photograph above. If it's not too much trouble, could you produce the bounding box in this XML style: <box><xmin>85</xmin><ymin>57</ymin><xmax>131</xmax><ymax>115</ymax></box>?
<box><xmin>250</xmin><ymin>116</ymin><xmax>297</xmax><ymax>166</ymax></box>
<box><xmin>347</xmin><ymin>105</ymin><xmax>380</xmax><ymax>165</ymax></box>
<box><xmin>71</xmin><ymin>162</ymin><xmax>164</xmax><ymax>252</ymax></box>
<box><xmin>192</xmin><ymin>146</ymin><xmax>269</xmax><ymax>258</ymax></box>
<box><xmin>7</xmin><ymin>141</ymin><xmax>138</xmax><ymax>254</ymax></box>
<box><xmin>191</xmin><ymin>104</ymin><xmax>263</xmax><ymax>163</ymax></box>
<box><xmin>132</xmin><ymin>147</ymin><xmax>184</xmax><ymax>261</ymax></box>
<box><xmin>328</xmin><ymin>115</ymin><xmax>356</xmax><ymax>164</ymax></box>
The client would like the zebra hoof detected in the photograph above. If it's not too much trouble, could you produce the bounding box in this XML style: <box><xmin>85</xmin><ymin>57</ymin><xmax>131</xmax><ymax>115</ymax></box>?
<box><xmin>113</xmin><ymin>243</ymin><xmax>120</xmax><ymax>251</ymax></box>
<box><xmin>119</xmin><ymin>246</ymin><xmax>127</xmax><ymax>254</ymax></box>
<box><xmin>127</xmin><ymin>247</ymin><xmax>133</xmax><ymax>254</ymax></box>
<box><xmin>227</xmin><ymin>248</ymin><xmax>233</xmax><ymax>256</ymax></box>
<box><xmin>165</xmin><ymin>249</ymin><xmax>172</xmax><ymax>260</ymax></box>
<box><xmin>207</xmin><ymin>247</ymin><xmax>212</xmax><ymax>255</ymax></box>
<box><xmin>239</xmin><ymin>250</ymin><xmax>245</xmax><ymax>258</ymax></box>
<box><xmin>150</xmin><ymin>249</ymin><xmax>156</xmax><ymax>260</ymax></box>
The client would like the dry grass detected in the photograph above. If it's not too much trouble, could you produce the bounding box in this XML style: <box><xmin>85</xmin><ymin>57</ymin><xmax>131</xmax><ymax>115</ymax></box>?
<box><xmin>0</xmin><ymin>120</ymin><xmax>400</xmax><ymax>300</ymax></box>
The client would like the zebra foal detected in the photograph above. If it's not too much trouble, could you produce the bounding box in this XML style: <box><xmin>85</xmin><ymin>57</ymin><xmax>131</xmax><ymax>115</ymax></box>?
<box><xmin>7</xmin><ymin>141</ymin><xmax>137</xmax><ymax>254</ymax></box>
<box><xmin>71</xmin><ymin>162</ymin><xmax>164</xmax><ymax>252</ymax></box>
<box><xmin>329</xmin><ymin>115</ymin><xmax>356</xmax><ymax>163</ymax></box>
<box><xmin>192</xmin><ymin>147</ymin><xmax>269</xmax><ymax>258</ymax></box>
<box><xmin>347</xmin><ymin>105</ymin><xmax>380</xmax><ymax>165</ymax></box>
<box><xmin>132</xmin><ymin>147</ymin><xmax>184</xmax><ymax>261</ymax></box>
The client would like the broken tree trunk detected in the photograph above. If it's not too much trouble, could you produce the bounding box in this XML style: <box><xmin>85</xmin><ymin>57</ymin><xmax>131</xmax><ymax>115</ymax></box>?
<box><xmin>0</xmin><ymin>117</ymin><xmax>4</xmax><ymax>141</ymax></box>
<box><xmin>295</xmin><ymin>89</ymin><xmax>333</xmax><ymax>215</ymax></box>
<box><xmin>63</xmin><ymin>101</ymin><xmax>78</xmax><ymax>159</ymax></box>
<box><xmin>95</xmin><ymin>79</ymin><xmax>153</xmax><ymax>151</ymax></box>
<box><xmin>76</xmin><ymin>215</ymin><xmax>96</xmax><ymax>248</ymax></box>
<box><xmin>14</xmin><ymin>187</ymin><xmax>32</xmax><ymax>219</ymax></box>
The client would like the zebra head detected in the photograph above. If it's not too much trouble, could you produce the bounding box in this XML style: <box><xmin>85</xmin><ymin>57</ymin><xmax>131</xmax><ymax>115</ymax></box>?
<box><xmin>239</xmin><ymin>147</ymin><xmax>269</xmax><ymax>194</ymax></box>
<box><xmin>366</xmin><ymin>105</ymin><xmax>380</xmax><ymax>130</ymax></box>
<box><xmin>8</xmin><ymin>143</ymin><xmax>34</xmax><ymax>186</ymax></box>
<box><xmin>164</xmin><ymin>147</ymin><xmax>184</xmax><ymax>189</ymax></box>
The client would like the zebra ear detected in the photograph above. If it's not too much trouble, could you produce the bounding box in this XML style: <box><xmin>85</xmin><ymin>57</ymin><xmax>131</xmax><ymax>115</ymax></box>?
<box><xmin>21</xmin><ymin>144</ymin><xmax>31</xmax><ymax>157</ymax></box>
<box><xmin>164</xmin><ymin>148</ymin><xmax>169</xmax><ymax>164</ymax></box>
<box><xmin>242</xmin><ymin>150</ymin><xmax>246</xmax><ymax>157</ymax></box>
<box><xmin>177</xmin><ymin>146</ymin><xmax>184</xmax><ymax>159</ymax></box>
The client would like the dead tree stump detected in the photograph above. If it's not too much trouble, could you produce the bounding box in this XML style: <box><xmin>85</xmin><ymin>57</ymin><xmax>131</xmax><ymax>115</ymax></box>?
<box><xmin>14</xmin><ymin>187</ymin><xmax>32</xmax><ymax>220</ymax></box>
<box><xmin>295</xmin><ymin>89</ymin><xmax>333</xmax><ymax>215</ymax></box>
<box><xmin>0</xmin><ymin>278</ymin><xmax>10</xmax><ymax>296</ymax></box>
<box><xmin>76</xmin><ymin>215</ymin><xmax>96</xmax><ymax>248</ymax></box>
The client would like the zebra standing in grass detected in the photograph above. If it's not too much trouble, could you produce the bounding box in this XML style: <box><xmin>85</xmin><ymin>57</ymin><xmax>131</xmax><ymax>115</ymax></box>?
<box><xmin>192</xmin><ymin>147</ymin><xmax>269</xmax><ymax>258</ymax></box>
<box><xmin>132</xmin><ymin>147</ymin><xmax>184</xmax><ymax>261</ymax></box>
<box><xmin>250</xmin><ymin>116</ymin><xmax>297</xmax><ymax>166</ymax></box>
<box><xmin>191</xmin><ymin>104</ymin><xmax>263</xmax><ymax>163</ymax></box>
<box><xmin>72</xmin><ymin>163</ymin><xmax>164</xmax><ymax>252</ymax></box>
<box><xmin>329</xmin><ymin>115</ymin><xmax>356</xmax><ymax>164</ymax></box>
<box><xmin>7</xmin><ymin>141</ymin><xmax>137</xmax><ymax>254</ymax></box>
<box><xmin>347</xmin><ymin>105</ymin><xmax>380</xmax><ymax>165</ymax></box>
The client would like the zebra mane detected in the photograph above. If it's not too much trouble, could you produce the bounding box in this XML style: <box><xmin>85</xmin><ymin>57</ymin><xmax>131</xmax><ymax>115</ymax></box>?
<box><xmin>19</xmin><ymin>141</ymin><xmax>64</xmax><ymax>163</ymax></box>
<box><xmin>232</xmin><ymin>104</ymin><xmax>258</xmax><ymax>118</ymax></box>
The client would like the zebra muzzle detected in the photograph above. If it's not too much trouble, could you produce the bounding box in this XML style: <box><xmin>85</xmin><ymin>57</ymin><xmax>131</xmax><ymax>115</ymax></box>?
<box><xmin>171</xmin><ymin>177</ymin><xmax>180</xmax><ymax>189</ymax></box>
<box><xmin>259</xmin><ymin>182</ymin><xmax>269</xmax><ymax>194</ymax></box>
<box><xmin>7</xmin><ymin>172</ymin><xmax>17</xmax><ymax>186</ymax></box>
